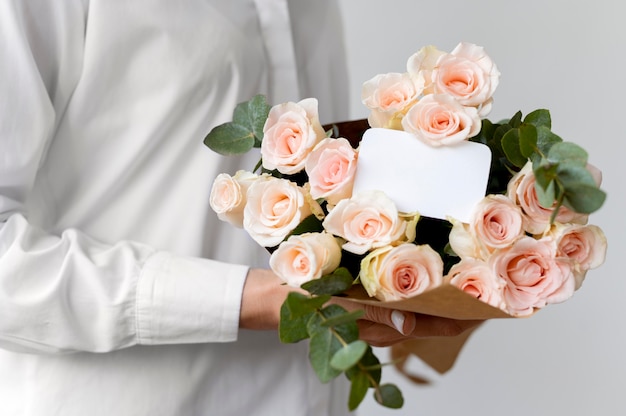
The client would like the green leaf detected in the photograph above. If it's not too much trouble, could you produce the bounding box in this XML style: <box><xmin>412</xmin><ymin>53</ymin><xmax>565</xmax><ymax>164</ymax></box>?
<box><xmin>532</xmin><ymin>158</ymin><xmax>558</xmax><ymax>189</ymax></box>
<box><xmin>307</xmin><ymin>305</ymin><xmax>358</xmax><ymax>383</ymax></box>
<box><xmin>492</xmin><ymin>123</ymin><xmax>512</xmax><ymax>145</ymax></box>
<box><xmin>557</xmin><ymin>163</ymin><xmax>597</xmax><ymax>188</ymax></box>
<box><xmin>301</xmin><ymin>267</ymin><xmax>354</xmax><ymax>296</ymax></box>
<box><xmin>284</xmin><ymin>292</ymin><xmax>330</xmax><ymax>318</ymax></box>
<box><xmin>508</xmin><ymin>110</ymin><xmax>523</xmax><ymax>128</ymax></box>
<box><xmin>524</xmin><ymin>109</ymin><xmax>551</xmax><ymax>129</ymax></box>
<box><xmin>536</xmin><ymin>126</ymin><xmax>562</xmax><ymax>155</ymax></box>
<box><xmin>548</xmin><ymin>142</ymin><xmax>588</xmax><ymax>167</ymax></box>
<box><xmin>501</xmin><ymin>128</ymin><xmax>527</xmax><ymax>168</ymax></box>
<box><xmin>518</xmin><ymin>123</ymin><xmax>538</xmax><ymax>158</ymax></box>
<box><xmin>375</xmin><ymin>384</ymin><xmax>404</xmax><ymax>409</ymax></box>
<box><xmin>535</xmin><ymin>179</ymin><xmax>556</xmax><ymax>209</ymax></box>
<box><xmin>330</xmin><ymin>340</ymin><xmax>368</xmax><ymax>371</ymax></box>
<box><xmin>203</xmin><ymin>122</ymin><xmax>255</xmax><ymax>155</ymax></box>
<box><xmin>563</xmin><ymin>183</ymin><xmax>607</xmax><ymax>214</ymax></box>
<box><xmin>287</xmin><ymin>214</ymin><xmax>324</xmax><ymax>237</ymax></box>
<box><xmin>348</xmin><ymin>371</ymin><xmax>370</xmax><ymax>411</ymax></box>
<box><xmin>232</xmin><ymin>94</ymin><xmax>270</xmax><ymax>146</ymax></box>
<box><xmin>278</xmin><ymin>300</ymin><xmax>312</xmax><ymax>343</ymax></box>
<box><xmin>346</xmin><ymin>346</ymin><xmax>381</xmax><ymax>384</ymax></box>
<box><xmin>309</xmin><ymin>328</ymin><xmax>342</xmax><ymax>383</ymax></box>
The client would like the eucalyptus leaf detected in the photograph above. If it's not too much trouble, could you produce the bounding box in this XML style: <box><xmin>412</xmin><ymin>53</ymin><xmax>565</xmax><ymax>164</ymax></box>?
<box><xmin>508</xmin><ymin>110</ymin><xmax>523</xmax><ymax>128</ymax></box>
<box><xmin>309</xmin><ymin>328</ymin><xmax>342</xmax><ymax>383</ymax></box>
<box><xmin>375</xmin><ymin>384</ymin><xmax>404</xmax><ymax>409</ymax></box>
<box><xmin>563</xmin><ymin>183</ymin><xmax>607</xmax><ymax>214</ymax></box>
<box><xmin>203</xmin><ymin>122</ymin><xmax>255</xmax><ymax>155</ymax></box>
<box><xmin>501</xmin><ymin>128</ymin><xmax>527</xmax><ymax>168</ymax></box>
<box><xmin>232</xmin><ymin>94</ymin><xmax>270</xmax><ymax>146</ymax></box>
<box><xmin>346</xmin><ymin>347</ymin><xmax>381</xmax><ymax>385</ymax></box>
<box><xmin>284</xmin><ymin>292</ymin><xmax>330</xmax><ymax>318</ymax></box>
<box><xmin>306</xmin><ymin>304</ymin><xmax>358</xmax><ymax>340</ymax></box>
<box><xmin>287</xmin><ymin>214</ymin><xmax>324</xmax><ymax>238</ymax></box>
<box><xmin>492</xmin><ymin>123</ymin><xmax>512</xmax><ymax>145</ymax></box>
<box><xmin>557</xmin><ymin>163</ymin><xmax>597</xmax><ymax>188</ymax></box>
<box><xmin>330</xmin><ymin>340</ymin><xmax>368</xmax><ymax>371</ymax></box>
<box><xmin>518</xmin><ymin>123</ymin><xmax>538</xmax><ymax>158</ymax></box>
<box><xmin>307</xmin><ymin>304</ymin><xmax>358</xmax><ymax>383</ymax></box>
<box><xmin>534</xmin><ymin>179</ymin><xmax>557</xmax><ymax>209</ymax></box>
<box><xmin>548</xmin><ymin>142</ymin><xmax>588</xmax><ymax>166</ymax></box>
<box><xmin>348</xmin><ymin>371</ymin><xmax>370</xmax><ymax>411</ymax></box>
<box><xmin>301</xmin><ymin>267</ymin><xmax>354</xmax><ymax>296</ymax></box>
<box><xmin>536</xmin><ymin>125</ymin><xmax>562</xmax><ymax>155</ymax></box>
<box><xmin>532</xmin><ymin>158</ymin><xmax>558</xmax><ymax>189</ymax></box>
<box><xmin>524</xmin><ymin>109</ymin><xmax>551</xmax><ymax>129</ymax></box>
<box><xmin>278</xmin><ymin>300</ymin><xmax>312</xmax><ymax>343</ymax></box>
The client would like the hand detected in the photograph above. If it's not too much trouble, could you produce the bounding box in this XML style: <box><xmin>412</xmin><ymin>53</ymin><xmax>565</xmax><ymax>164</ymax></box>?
<box><xmin>331</xmin><ymin>297</ymin><xmax>483</xmax><ymax>347</ymax></box>
<box><xmin>239</xmin><ymin>268</ymin><xmax>482</xmax><ymax>347</ymax></box>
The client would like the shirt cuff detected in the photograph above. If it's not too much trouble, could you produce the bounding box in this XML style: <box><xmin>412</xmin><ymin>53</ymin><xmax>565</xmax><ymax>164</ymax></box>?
<box><xmin>135</xmin><ymin>251</ymin><xmax>249</xmax><ymax>345</ymax></box>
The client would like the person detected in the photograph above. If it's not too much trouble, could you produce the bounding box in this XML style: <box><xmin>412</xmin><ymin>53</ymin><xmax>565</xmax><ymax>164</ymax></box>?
<box><xmin>0</xmin><ymin>1</ymin><xmax>478</xmax><ymax>415</ymax></box>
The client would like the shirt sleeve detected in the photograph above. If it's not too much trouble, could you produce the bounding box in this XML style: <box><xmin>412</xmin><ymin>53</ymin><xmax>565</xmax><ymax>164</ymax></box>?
<box><xmin>0</xmin><ymin>0</ymin><xmax>249</xmax><ymax>355</ymax></box>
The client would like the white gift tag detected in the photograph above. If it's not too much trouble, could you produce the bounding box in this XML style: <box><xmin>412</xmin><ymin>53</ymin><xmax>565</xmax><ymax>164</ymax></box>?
<box><xmin>352</xmin><ymin>128</ymin><xmax>491</xmax><ymax>223</ymax></box>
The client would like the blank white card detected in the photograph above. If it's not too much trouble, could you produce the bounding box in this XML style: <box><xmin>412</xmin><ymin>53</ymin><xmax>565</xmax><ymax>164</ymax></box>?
<box><xmin>352</xmin><ymin>128</ymin><xmax>492</xmax><ymax>223</ymax></box>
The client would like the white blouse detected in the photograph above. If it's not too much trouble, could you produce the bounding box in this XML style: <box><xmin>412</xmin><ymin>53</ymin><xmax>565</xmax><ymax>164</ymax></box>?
<box><xmin>0</xmin><ymin>0</ymin><xmax>352</xmax><ymax>414</ymax></box>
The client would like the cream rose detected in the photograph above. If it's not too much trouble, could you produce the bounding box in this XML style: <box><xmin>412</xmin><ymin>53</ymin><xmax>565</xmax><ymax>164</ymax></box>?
<box><xmin>359</xmin><ymin>243</ymin><xmax>443</xmax><ymax>301</ymax></box>
<box><xmin>269</xmin><ymin>232</ymin><xmax>342</xmax><ymax>287</ymax></box>
<box><xmin>261</xmin><ymin>98</ymin><xmax>326</xmax><ymax>175</ymax></box>
<box><xmin>431</xmin><ymin>42</ymin><xmax>500</xmax><ymax>117</ymax></box>
<box><xmin>305</xmin><ymin>137</ymin><xmax>358</xmax><ymax>206</ymax></box>
<box><xmin>507</xmin><ymin>163</ymin><xmax>588</xmax><ymax>235</ymax></box>
<box><xmin>401</xmin><ymin>94</ymin><xmax>481</xmax><ymax>146</ymax></box>
<box><xmin>491</xmin><ymin>236</ymin><xmax>575</xmax><ymax>316</ymax></box>
<box><xmin>243</xmin><ymin>177</ymin><xmax>311</xmax><ymax>247</ymax></box>
<box><xmin>406</xmin><ymin>45</ymin><xmax>446</xmax><ymax>93</ymax></box>
<box><xmin>445</xmin><ymin>259</ymin><xmax>506</xmax><ymax>310</ymax></box>
<box><xmin>322</xmin><ymin>190</ymin><xmax>407</xmax><ymax>255</ymax></box>
<box><xmin>549</xmin><ymin>223</ymin><xmax>607</xmax><ymax>289</ymax></box>
<box><xmin>361</xmin><ymin>72</ymin><xmax>424</xmax><ymax>129</ymax></box>
<box><xmin>209</xmin><ymin>170</ymin><xmax>258</xmax><ymax>228</ymax></box>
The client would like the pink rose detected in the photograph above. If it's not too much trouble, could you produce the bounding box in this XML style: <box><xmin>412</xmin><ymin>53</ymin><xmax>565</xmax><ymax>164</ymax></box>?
<box><xmin>549</xmin><ymin>223</ymin><xmax>607</xmax><ymax>289</ymax></box>
<box><xmin>209</xmin><ymin>170</ymin><xmax>258</xmax><ymax>228</ymax></box>
<box><xmin>269</xmin><ymin>232</ymin><xmax>342</xmax><ymax>287</ymax></box>
<box><xmin>359</xmin><ymin>243</ymin><xmax>443</xmax><ymax>301</ymax></box>
<box><xmin>322</xmin><ymin>190</ymin><xmax>407</xmax><ymax>255</ymax></box>
<box><xmin>361</xmin><ymin>72</ymin><xmax>424</xmax><ymax>129</ymax></box>
<box><xmin>261</xmin><ymin>98</ymin><xmax>326</xmax><ymax>175</ymax></box>
<box><xmin>401</xmin><ymin>94</ymin><xmax>481</xmax><ymax>146</ymax></box>
<box><xmin>449</xmin><ymin>195</ymin><xmax>525</xmax><ymax>260</ymax></box>
<box><xmin>491</xmin><ymin>236</ymin><xmax>575</xmax><ymax>316</ymax></box>
<box><xmin>431</xmin><ymin>42</ymin><xmax>500</xmax><ymax>117</ymax></box>
<box><xmin>507</xmin><ymin>163</ymin><xmax>588</xmax><ymax>235</ymax></box>
<box><xmin>472</xmin><ymin>195</ymin><xmax>524</xmax><ymax>249</ymax></box>
<box><xmin>305</xmin><ymin>137</ymin><xmax>358</xmax><ymax>206</ymax></box>
<box><xmin>445</xmin><ymin>259</ymin><xmax>506</xmax><ymax>310</ymax></box>
<box><xmin>243</xmin><ymin>176</ymin><xmax>312</xmax><ymax>247</ymax></box>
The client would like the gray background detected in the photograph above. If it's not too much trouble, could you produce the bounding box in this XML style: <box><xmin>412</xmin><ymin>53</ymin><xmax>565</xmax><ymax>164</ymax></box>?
<box><xmin>337</xmin><ymin>1</ymin><xmax>626</xmax><ymax>415</ymax></box>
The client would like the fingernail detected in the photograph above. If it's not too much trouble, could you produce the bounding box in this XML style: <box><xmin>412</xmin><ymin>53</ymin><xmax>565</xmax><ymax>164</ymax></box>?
<box><xmin>391</xmin><ymin>310</ymin><xmax>406</xmax><ymax>334</ymax></box>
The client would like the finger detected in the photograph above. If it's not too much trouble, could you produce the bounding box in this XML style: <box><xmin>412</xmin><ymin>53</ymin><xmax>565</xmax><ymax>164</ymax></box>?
<box><xmin>357</xmin><ymin>321</ymin><xmax>408</xmax><ymax>347</ymax></box>
<box><xmin>330</xmin><ymin>298</ymin><xmax>417</xmax><ymax>335</ymax></box>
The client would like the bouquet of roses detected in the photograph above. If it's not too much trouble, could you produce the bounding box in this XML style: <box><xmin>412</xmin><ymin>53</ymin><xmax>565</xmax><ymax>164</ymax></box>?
<box><xmin>204</xmin><ymin>42</ymin><xmax>607</xmax><ymax>410</ymax></box>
